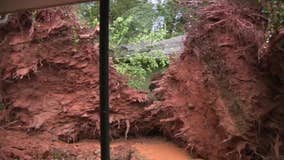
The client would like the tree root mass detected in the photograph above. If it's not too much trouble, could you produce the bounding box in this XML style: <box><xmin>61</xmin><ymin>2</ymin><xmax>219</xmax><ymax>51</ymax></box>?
<box><xmin>0</xmin><ymin>1</ymin><xmax>283</xmax><ymax>160</ymax></box>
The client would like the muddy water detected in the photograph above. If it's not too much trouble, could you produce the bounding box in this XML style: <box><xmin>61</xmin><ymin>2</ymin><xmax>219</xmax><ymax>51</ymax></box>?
<box><xmin>133</xmin><ymin>138</ymin><xmax>191</xmax><ymax>160</ymax></box>
<box><xmin>114</xmin><ymin>138</ymin><xmax>192</xmax><ymax>160</ymax></box>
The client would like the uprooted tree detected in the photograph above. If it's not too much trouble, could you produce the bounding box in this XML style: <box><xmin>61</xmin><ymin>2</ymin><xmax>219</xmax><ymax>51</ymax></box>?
<box><xmin>0</xmin><ymin>0</ymin><xmax>283</xmax><ymax>160</ymax></box>
<box><xmin>150</xmin><ymin>0</ymin><xmax>284</xmax><ymax>159</ymax></box>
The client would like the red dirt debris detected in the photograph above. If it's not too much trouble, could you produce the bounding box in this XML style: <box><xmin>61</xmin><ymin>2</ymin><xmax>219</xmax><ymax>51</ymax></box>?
<box><xmin>0</xmin><ymin>1</ymin><xmax>283</xmax><ymax>160</ymax></box>
<box><xmin>0</xmin><ymin>8</ymin><xmax>151</xmax><ymax>159</ymax></box>
<box><xmin>150</xmin><ymin>1</ymin><xmax>284</xmax><ymax>159</ymax></box>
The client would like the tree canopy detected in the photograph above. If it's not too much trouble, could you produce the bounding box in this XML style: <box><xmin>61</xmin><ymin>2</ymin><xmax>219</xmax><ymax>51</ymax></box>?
<box><xmin>78</xmin><ymin>0</ymin><xmax>186</xmax><ymax>45</ymax></box>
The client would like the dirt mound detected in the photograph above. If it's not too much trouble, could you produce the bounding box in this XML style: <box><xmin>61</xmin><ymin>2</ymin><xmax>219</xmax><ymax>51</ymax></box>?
<box><xmin>0</xmin><ymin>8</ymin><xmax>153</xmax><ymax>159</ymax></box>
<box><xmin>150</xmin><ymin>1</ymin><xmax>284</xmax><ymax>159</ymax></box>
<box><xmin>1</xmin><ymin>1</ymin><xmax>283</xmax><ymax>160</ymax></box>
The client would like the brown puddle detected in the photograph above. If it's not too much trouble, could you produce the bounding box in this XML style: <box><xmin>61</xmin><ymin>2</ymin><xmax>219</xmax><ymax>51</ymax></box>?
<box><xmin>113</xmin><ymin>138</ymin><xmax>192</xmax><ymax>160</ymax></box>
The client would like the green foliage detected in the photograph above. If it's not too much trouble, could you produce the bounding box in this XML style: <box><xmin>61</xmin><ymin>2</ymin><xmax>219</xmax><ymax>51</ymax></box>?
<box><xmin>114</xmin><ymin>52</ymin><xmax>170</xmax><ymax>90</ymax></box>
<box><xmin>129</xmin><ymin>29</ymin><xmax>168</xmax><ymax>44</ymax></box>
<box><xmin>266</xmin><ymin>1</ymin><xmax>284</xmax><ymax>30</ymax></box>
<box><xmin>72</xmin><ymin>28</ymin><xmax>80</xmax><ymax>45</ymax></box>
<box><xmin>110</xmin><ymin>0</ymin><xmax>146</xmax><ymax>22</ymax></box>
<box><xmin>156</xmin><ymin>0</ymin><xmax>187</xmax><ymax>38</ymax></box>
<box><xmin>77</xmin><ymin>0</ymin><xmax>183</xmax><ymax>89</ymax></box>
<box><xmin>109</xmin><ymin>2</ymin><xmax>164</xmax><ymax>45</ymax></box>
<box><xmin>0</xmin><ymin>103</ymin><xmax>5</xmax><ymax>110</ymax></box>
<box><xmin>78</xmin><ymin>3</ymin><xmax>99</xmax><ymax>27</ymax></box>
<box><xmin>122</xmin><ymin>3</ymin><xmax>157</xmax><ymax>31</ymax></box>
<box><xmin>110</xmin><ymin>16</ymin><xmax>134</xmax><ymax>46</ymax></box>
<box><xmin>110</xmin><ymin>14</ymin><xmax>168</xmax><ymax>45</ymax></box>
<box><xmin>259</xmin><ymin>0</ymin><xmax>284</xmax><ymax>43</ymax></box>
<box><xmin>78</xmin><ymin>0</ymin><xmax>185</xmax><ymax>46</ymax></box>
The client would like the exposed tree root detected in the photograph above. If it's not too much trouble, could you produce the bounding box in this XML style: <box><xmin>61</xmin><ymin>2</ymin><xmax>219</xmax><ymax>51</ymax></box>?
<box><xmin>148</xmin><ymin>1</ymin><xmax>284</xmax><ymax>159</ymax></box>
<box><xmin>0</xmin><ymin>1</ymin><xmax>283</xmax><ymax>160</ymax></box>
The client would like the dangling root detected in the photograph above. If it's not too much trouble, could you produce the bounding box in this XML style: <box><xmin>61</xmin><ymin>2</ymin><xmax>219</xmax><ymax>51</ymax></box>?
<box><xmin>125</xmin><ymin>120</ymin><xmax>130</xmax><ymax>140</ymax></box>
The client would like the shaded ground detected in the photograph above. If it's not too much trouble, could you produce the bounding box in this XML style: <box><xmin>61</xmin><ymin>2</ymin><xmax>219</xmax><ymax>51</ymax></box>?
<box><xmin>0</xmin><ymin>130</ymin><xmax>190</xmax><ymax>160</ymax></box>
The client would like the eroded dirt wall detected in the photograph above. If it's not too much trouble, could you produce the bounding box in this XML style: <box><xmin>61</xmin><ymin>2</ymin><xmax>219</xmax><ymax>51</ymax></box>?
<box><xmin>0</xmin><ymin>1</ymin><xmax>283</xmax><ymax>160</ymax></box>
<box><xmin>0</xmin><ymin>8</ymin><xmax>151</xmax><ymax>146</ymax></box>
<box><xmin>150</xmin><ymin>1</ymin><xmax>284</xmax><ymax>159</ymax></box>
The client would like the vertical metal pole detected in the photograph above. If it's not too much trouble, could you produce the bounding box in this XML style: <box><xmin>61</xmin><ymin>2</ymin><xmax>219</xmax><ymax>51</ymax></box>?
<box><xmin>99</xmin><ymin>0</ymin><xmax>110</xmax><ymax>159</ymax></box>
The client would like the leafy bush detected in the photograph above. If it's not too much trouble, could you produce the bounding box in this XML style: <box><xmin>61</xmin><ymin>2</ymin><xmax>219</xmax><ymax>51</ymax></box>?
<box><xmin>110</xmin><ymin>16</ymin><xmax>134</xmax><ymax>46</ymax></box>
<box><xmin>114</xmin><ymin>51</ymin><xmax>170</xmax><ymax>90</ymax></box>
<box><xmin>109</xmin><ymin>15</ymin><xmax>167</xmax><ymax>46</ymax></box>
<box><xmin>128</xmin><ymin>29</ymin><xmax>168</xmax><ymax>44</ymax></box>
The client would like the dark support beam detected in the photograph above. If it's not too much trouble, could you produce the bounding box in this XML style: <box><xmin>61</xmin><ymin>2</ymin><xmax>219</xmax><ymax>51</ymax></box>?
<box><xmin>0</xmin><ymin>0</ymin><xmax>111</xmax><ymax>159</ymax></box>
<box><xmin>99</xmin><ymin>0</ymin><xmax>110</xmax><ymax>159</ymax></box>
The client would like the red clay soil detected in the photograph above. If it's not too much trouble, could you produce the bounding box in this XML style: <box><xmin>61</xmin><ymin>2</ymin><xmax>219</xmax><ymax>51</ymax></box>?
<box><xmin>0</xmin><ymin>1</ymin><xmax>284</xmax><ymax>160</ymax></box>
<box><xmin>0</xmin><ymin>130</ymin><xmax>149</xmax><ymax>160</ymax></box>
<box><xmin>0</xmin><ymin>8</ymin><xmax>152</xmax><ymax>159</ymax></box>
<box><xmin>150</xmin><ymin>1</ymin><xmax>284</xmax><ymax>159</ymax></box>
